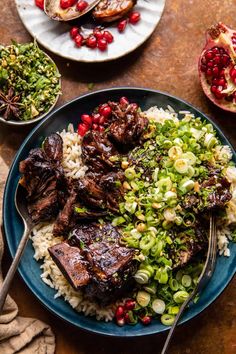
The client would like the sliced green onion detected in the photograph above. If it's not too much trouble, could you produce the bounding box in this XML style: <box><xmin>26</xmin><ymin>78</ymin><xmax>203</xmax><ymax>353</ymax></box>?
<box><xmin>182</xmin><ymin>152</ymin><xmax>197</xmax><ymax>165</ymax></box>
<box><xmin>144</xmin><ymin>282</ymin><xmax>157</xmax><ymax>295</ymax></box>
<box><xmin>134</xmin><ymin>270</ymin><xmax>150</xmax><ymax>284</ymax></box>
<box><xmin>163</xmin><ymin>208</ymin><xmax>176</xmax><ymax>222</ymax></box>
<box><xmin>136</xmin><ymin>291</ymin><xmax>151</xmax><ymax>307</ymax></box>
<box><xmin>174</xmin><ymin>159</ymin><xmax>189</xmax><ymax>174</ymax></box>
<box><xmin>173</xmin><ymin>290</ymin><xmax>189</xmax><ymax>304</ymax></box>
<box><xmin>112</xmin><ymin>216</ymin><xmax>126</xmax><ymax>226</ymax></box>
<box><xmin>169</xmin><ymin>278</ymin><xmax>179</xmax><ymax>291</ymax></box>
<box><xmin>157</xmin><ymin>177</ymin><xmax>172</xmax><ymax>192</ymax></box>
<box><xmin>125</xmin><ymin>167</ymin><xmax>136</xmax><ymax>180</ymax></box>
<box><xmin>168</xmin><ymin>146</ymin><xmax>183</xmax><ymax>160</ymax></box>
<box><xmin>152</xmin><ymin>299</ymin><xmax>166</xmax><ymax>314</ymax></box>
<box><xmin>161</xmin><ymin>314</ymin><xmax>175</xmax><ymax>326</ymax></box>
<box><xmin>204</xmin><ymin>133</ymin><xmax>217</xmax><ymax>149</ymax></box>
<box><xmin>182</xmin><ymin>274</ymin><xmax>192</xmax><ymax>287</ymax></box>
<box><xmin>139</xmin><ymin>234</ymin><xmax>155</xmax><ymax>251</ymax></box>
<box><xmin>168</xmin><ymin>306</ymin><xmax>179</xmax><ymax>315</ymax></box>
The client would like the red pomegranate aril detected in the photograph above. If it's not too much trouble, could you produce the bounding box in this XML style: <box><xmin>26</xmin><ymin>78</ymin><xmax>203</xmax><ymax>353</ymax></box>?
<box><xmin>60</xmin><ymin>0</ymin><xmax>76</xmax><ymax>9</ymax></box>
<box><xmin>211</xmin><ymin>85</ymin><xmax>217</xmax><ymax>94</ymax></box>
<box><xmin>35</xmin><ymin>0</ymin><xmax>44</xmax><ymax>10</ymax></box>
<box><xmin>140</xmin><ymin>316</ymin><xmax>152</xmax><ymax>325</ymax></box>
<box><xmin>130</xmin><ymin>103</ymin><xmax>138</xmax><ymax>110</ymax></box>
<box><xmin>70</xmin><ymin>27</ymin><xmax>79</xmax><ymax>39</ymax></box>
<box><xmin>92</xmin><ymin>123</ymin><xmax>99</xmax><ymax>131</ymax></box>
<box><xmin>74</xmin><ymin>34</ymin><xmax>84</xmax><ymax>47</ymax></box>
<box><xmin>212</xmin><ymin>66</ymin><xmax>219</xmax><ymax>77</ymax></box>
<box><xmin>103</xmin><ymin>31</ymin><xmax>114</xmax><ymax>43</ymax></box>
<box><xmin>93</xmin><ymin>28</ymin><xmax>104</xmax><ymax>40</ymax></box>
<box><xmin>81</xmin><ymin>114</ymin><xmax>92</xmax><ymax>126</ymax></box>
<box><xmin>218</xmin><ymin>78</ymin><xmax>226</xmax><ymax>86</ymax></box>
<box><xmin>222</xmin><ymin>54</ymin><xmax>230</xmax><ymax>66</ymax></box>
<box><xmin>129</xmin><ymin>11</ymin><xmax>141</xmax><ymax>25</ymax></box>
<box><xmin>115</xmin><ymin>306</ymin><xmax>125</xmax><ymax>318</ymax></box>
<box><xmin>98</xmin><ymin>125</ymin><xmax>105</xmax><ymax>132</ymax></box>
<box><xmin>78</xmin><ymin>123</ymin><xmax>89</xmax><ymax>137</ymax></box>
<box><xmin>206</xmin><ymin>68</ymin><xmax>212</xmax><ymax>76</ymax></box>
<box><xmin>86</xmin><ymin>35</ymin><xmax>97</xmax><ymax>49</ymax></box>
<box><xmin>76</xmin><ymin>0</ymin><xmax>88</xmax><ymax>12</ymax></box>
<box><xmin>99</xmin><ymin>105</ymin><xmax>112</xmax><ymax>118</ymax></box>
<box><xmin>201</xmin><ymin>64</ymin><xmax>207</xmax><ymax>72</ymax></box>
<box><xmin>92</xmin><ymin>113</ymin><xmax>100</xmax><ymax>124</ymax></box>
<box><xmin>116</xmin><ymin>317</ymin><xmax>125</xmax><ymax>326</ymax></box>
<box><xmin>124</xmin><ymin>299</ymin><xmax>136</xmax><ymax>311</ymax></box>
<box><xmin>97</xmin><ymin>38</ymin><xmax>108</xmax><ymax>51</ymax></box>
<box><xmin>98</xmin><ymin>115</ymin><xmax>105</xmax><ymax>125</ymax></box>
<box><xmin>119</xmin><ymin>96</ymin><xmax>129</xmax><ymax>106</ymax></box>
<box><xmin>124</xmin><ymin>312</ymin><xmax>131</xmax><ymax>324</ymax></box>
<box><xmin>117</xmin><ymin>19</ymin><xmax>128</xmax><ymax>33</ymax></box>
<box><xmin>207</xmin><ymin>60</ymin><xmax>213</xmax><ymax>68</ymax></box>
<box><xmin>205</xmin><ymin>50</ymin><xmax>213</xmax><ymax>60</ymax></box>
<box><xmin>213</xmin><ymin>55</ymin><xmax>221</xmax><ymax>65</ymax></box>
<box><xmin>212</xmin><ymin>47</ymin><xmax>220</xmax><ymax>55</ymax></box>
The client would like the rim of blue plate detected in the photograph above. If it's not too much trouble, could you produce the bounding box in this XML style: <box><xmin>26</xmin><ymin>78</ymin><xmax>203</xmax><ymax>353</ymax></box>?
<box><xmin>2</xmin><ymin>87</ymin><xmax>236</xmax><ymax>337</ymax></box>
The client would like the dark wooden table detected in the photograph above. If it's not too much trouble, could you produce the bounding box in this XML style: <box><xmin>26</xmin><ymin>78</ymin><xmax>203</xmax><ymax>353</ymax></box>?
<box><xmin>0</xmin><ymin>0</ymin><xmax>235</xmax><ymax>353</ymax></box>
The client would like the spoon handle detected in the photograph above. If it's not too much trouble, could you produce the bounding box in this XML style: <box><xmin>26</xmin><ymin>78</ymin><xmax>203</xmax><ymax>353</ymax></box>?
<box><xmin>0</xmin><ymin>223</ymin><xmax>32</xmax><ymax>312</ymax></box>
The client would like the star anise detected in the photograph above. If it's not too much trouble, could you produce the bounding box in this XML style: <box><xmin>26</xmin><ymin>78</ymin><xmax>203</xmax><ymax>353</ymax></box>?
<box><xmin>0</xmin><ymin>87</ymin><xmax>21</xmax><ymax>121</ymax></box>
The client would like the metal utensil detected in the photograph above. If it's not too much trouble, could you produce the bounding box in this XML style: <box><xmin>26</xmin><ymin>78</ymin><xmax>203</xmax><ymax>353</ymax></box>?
<box><xmin>0</xmin><ymin>183</ymin><xmax>33</xmax><ymax>312</ymax></box>
<box><xmin>161</xmin><ymin>214</ymin><xmax>217</xmax><ymax>354</ymax></box>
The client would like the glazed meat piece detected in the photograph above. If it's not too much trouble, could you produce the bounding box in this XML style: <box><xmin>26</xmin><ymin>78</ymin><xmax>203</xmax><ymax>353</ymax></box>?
<box><xmin>49</xmin><ymin>223</ymin><xmax>137</xmax><ymax>303</ymax></box>
<box><xmin>19</xmin><ymin>137</ymin><xmax>65</xmax><ymax>223</ymax></box>
<box><xmin>48</xmin><ymin>242</ymin><xmax>90</xmax><ymax>289</ymax></box>
<box><xmin>43</xmin><ymin>133</ymin><xmax>63</xmax><ymax>162</ymax></box>
<box><xmin>93</xmin><ymin>0</ymin><xmax>136</xmax><ymax>23</ymax></box>
<box><xmin>207</xmin><ymin>177</ymin><xmax>232</xmax><ymax>209</ymax></box>
<box><xmin>82</xmin><ymin>130</ymin><xmax>119</xmax><ymax>173</ymax></box>
<box><xmin>108</xmin><ymin>101</ymin><xmax>148</xmax><ymax>150</ymax></box>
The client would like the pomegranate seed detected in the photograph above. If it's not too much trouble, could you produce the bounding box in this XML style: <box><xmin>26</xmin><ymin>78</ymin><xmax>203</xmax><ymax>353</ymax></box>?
<box><xmin>124</xmin><ymin>312</ymin><xmax>131</xmax><ymax>324</ymax></box>
<box><xmin>86</xmin><ymin>35</ymin><xmax>97</xmax><ymax>49</ymax></box>
<box><xmin>76</xmin><ymin>0</ymin><xmax>88</xmax><ymax>12</ymax></box>
<box><xmin>205</xmin><ymin>51</ymin><xmax>213</xmax><ymax>60</ymax></box>
<box><xmin>93</xmin><ymin>28</ymin><xmax>104</xmax><ymax>40</ymax></box>
<box><xmin>35</xmin><ymin>0</ymin><xmax>44</xmax><ymax>10</ymax></box>
<box><xmin>124</xmin><ymin>299</ymin><xmax>136</xmax><ymax>311</ymax></box>
<box><xmin>116</xmin><ymin>317</ymin><xmax>125</xmax><ymax>326</ymax></box>
<box><xmin>212</xmin><ymin>47</ymin><xmax>220</xmax><ymax>55</ymax></box>
<box><xmin>103</xmin><ymin>31</ymin><xmax>114</xmax><ymax>43</ymax></box>
<box><xmin>97</xmin><ymin>38</ymin><xmax>108</xmax><ymax>51</ymax></box>
<box><xmin>78</xmin><ymin>123</ymin><xmax>89</xmax><ymax>137</ymax></box>
<box><xmin>117</xmin><ymin>19</ymin><xmax>128</xmax><ymax>33</ymax></box>
<box><xmin>212</xmin><ymin>78</ymin><xmax>218</xmax><ymax>85</ymax></box>
<box><xmin>119</xmin><ymin>96</ymin><xmax>129</xmax><ymax>106</ymax></box>
<box><xmin>98</xmin><ymin>115</ymin><xmax>105</xmax><ymax>125</ymax></box>
<box><xmin>218</xmin><ymin>78</ymin><xmax>226</xmax><ymax>86</ymax></box>
<box><xmin>92</xmin><ymin>123</ymin><xmax>99</xmax><ymax>130</ymax></box>
<box><xmin>74</xmin><ymin>34</ymin><xmax>84</xmax><ymax>47</ymax></box>
<box><xmin>98</xmin><ymin>125</ymin><xmax>105</xmax><ymax>132</ymax></box>
<box><xmin>207</xmin><ymin>60</ymin><xmax>214</xmax><ymax>68</ymax></box>
<box><xmin>219</xmin><ymin>69</ymin><xmax>225</xmax><ymax>77</ymax></box>
<box><xmin>140</xmin><ymin>316</ymin><xmax>152</xmax><ymax>325</ymax></box>
<box><xmin>221</xmin><ymin>54</ymin><xmax>230</xmax><ymax>66</ymax></box>
<box><xmin>201</xmin><ymin>57</ymin><xmax>206</xmax><ymax>65</ymax></box>
<box><xmin>70</xmin><ymin>27</ymin><xmax>79</xmax><ymax>39</ymax></box>
<box><xmin>212</xmin><ymin>66</ymin><xmax>219</xmax><ymax>77</ymax></box>
<box><xmin>115</xmin><ymin>306</ymin><xmax>125</xmax><ymax>318</ymax></box>
<box><xmin>211</xmin><ymin>85</ymin><xmax>217</xmax><ymax>94</ymax></box>
<box><xmin>99</xmin><ymin>104</ymin><xmax>112</xmax><ymax>118</ymax></box>
<box><xmin>206</xmin><ymin>68</ymin><xmax>212</xmax><ymax>76</ymax></box>
<box><xmin>201</xmin><ymin>64</ymin><xmax>207</xmax><ymax>72</ymax></box>
<box><xmin>213</xmin><ymin>55</ymin><xmax>221</xmax><ymax>65</ymax></box>
<box><xmin>92</xmin><ymin>113</ymin><xmax>100</xmax><ymax>124</ymax></box>
<box><xmin>129</xmin><ymin>11</ymin><xmax>141</xmax><ymax>25</ymax></box>
<box><xmin>81</xmin><ymin>114</ymin><xmax>92</xmax><ymax>126</ymax></box>
<box><xmin>60</xmin><ymin>0</ymin><xmax>76</xmax><ymax>9</ymax></box>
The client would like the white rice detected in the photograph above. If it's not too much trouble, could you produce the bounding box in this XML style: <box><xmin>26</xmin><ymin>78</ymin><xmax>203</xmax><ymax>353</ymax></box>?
<box><xmin>31</xmin><ymin>108</ymin><xmax>235</xmax><ymax>322</ymax></box>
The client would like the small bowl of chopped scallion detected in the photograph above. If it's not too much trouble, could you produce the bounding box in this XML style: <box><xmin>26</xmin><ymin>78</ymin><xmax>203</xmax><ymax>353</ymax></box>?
<box><xmin>0</xmin><ymin>41</ymin><xmax>61</xmax><ymax>125</ymax></box>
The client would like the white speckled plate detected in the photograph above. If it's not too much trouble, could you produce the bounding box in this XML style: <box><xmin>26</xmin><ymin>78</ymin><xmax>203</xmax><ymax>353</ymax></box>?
<box><xmin>15</xmin><ymin>0</ymin><xmax>166</xmax><ymax>62</ymax></box>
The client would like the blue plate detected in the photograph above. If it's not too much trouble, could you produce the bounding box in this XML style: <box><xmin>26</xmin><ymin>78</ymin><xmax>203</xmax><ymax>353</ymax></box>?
<box><xmin>3</xmin><ymin>88</ymin><xmax>236</xmax><ymax>337</ymax></box>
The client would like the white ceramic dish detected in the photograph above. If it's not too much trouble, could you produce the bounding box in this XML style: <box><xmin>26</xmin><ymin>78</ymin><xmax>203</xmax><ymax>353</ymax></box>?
<box><xmin>15</xmin><ymin>0</ymin><xmax>166</xmax><ymax>62</ymax></box>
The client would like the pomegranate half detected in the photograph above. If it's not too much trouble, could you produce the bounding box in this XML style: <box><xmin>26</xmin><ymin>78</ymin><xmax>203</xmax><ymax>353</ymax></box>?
<box><xmin>199</xmin><ymin>22</ymin><xmax>236</xmax><ymax>113</ymax></box>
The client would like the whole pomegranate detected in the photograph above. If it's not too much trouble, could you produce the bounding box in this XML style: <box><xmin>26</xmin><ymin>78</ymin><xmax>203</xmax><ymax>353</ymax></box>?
<box><xmin>199</xmin><ymin>22</ymin><xmax>236</xmax><ymax>113</ymax></box>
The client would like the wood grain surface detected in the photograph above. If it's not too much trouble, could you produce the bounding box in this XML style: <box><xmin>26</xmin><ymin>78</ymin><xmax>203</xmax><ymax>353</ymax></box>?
<box><xmin>0</xmin><ymin>0</ymin><xmax>235</xmax><ymax>353</ymax></box>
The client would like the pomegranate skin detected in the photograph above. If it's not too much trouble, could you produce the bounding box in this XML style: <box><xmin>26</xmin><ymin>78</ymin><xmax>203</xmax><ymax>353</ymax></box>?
<box><xmin>199</xmin><ymin>22</ymin><xmax>236</xmax><ymax>113</ymax></box>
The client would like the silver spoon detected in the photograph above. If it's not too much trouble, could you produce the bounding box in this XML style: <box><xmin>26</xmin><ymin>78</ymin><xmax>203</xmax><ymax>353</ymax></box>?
<box><xmin>0</xmin><ymin>183</ymin><xmax>34</xmax><ymax>312</ymax></box>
